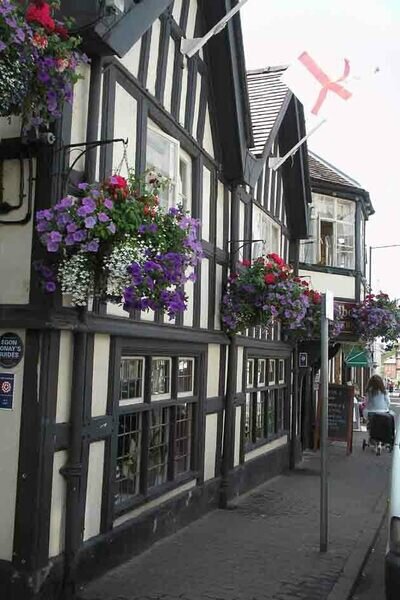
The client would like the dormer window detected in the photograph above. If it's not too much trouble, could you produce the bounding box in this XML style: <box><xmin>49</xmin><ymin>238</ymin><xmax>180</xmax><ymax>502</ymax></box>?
<box><xmin>300</xmin><ymin>194</ymin><xmax>355</xmax><ymax>269</ymax></box>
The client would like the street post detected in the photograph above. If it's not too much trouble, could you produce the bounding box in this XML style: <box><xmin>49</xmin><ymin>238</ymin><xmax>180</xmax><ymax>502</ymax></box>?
<box><xmin>320</xmin><ymin>291</ymin><xmax>334</xmax><ymax>553</ymax></box>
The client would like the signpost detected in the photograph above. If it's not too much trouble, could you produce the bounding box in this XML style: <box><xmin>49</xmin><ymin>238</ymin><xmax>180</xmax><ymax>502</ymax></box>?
<box><xmin>320</xmin><ymin>291</ymin><xmax>333</xmax><ymax>553</ymax></box>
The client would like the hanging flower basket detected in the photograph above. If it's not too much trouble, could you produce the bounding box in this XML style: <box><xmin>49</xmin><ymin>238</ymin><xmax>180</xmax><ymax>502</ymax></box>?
<box><xmin>35</xmin><ymin>171</ymin><xmax>203</xmax><ymax>318</ymax></box>
<box><xmin>351</xmin><ymin>293</ymin><xmax>400</xmax><ymax>345</ymax></box>
<box><xmin>221</xmin><ymin>254</ymin><xmax>310</xmax><ymax>335</ymax></box>
<box><xmin>285</xmin><ymin>286</ymin><xmax>344</xmax><ymax>341</ymax></box>
<box><xmin>0</xmin><ymin>0</ymin><xmax>87</xmax><ymax>132</ymax></box>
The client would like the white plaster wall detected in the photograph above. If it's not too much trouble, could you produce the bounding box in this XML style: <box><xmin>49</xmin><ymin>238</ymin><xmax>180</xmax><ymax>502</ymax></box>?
<box><xmin>120</xmin><ymin>39</ymin><xmax>141</xmax><ymax>79</ymax></box>
<box><xmin>172</xmin><ymin>0</ymin><xmax>183</xmax><ymax>22</ymax></box>
<box><xmin>56</xmin><ymin>331</ymin><xmax>74</xmax><ymax>424</ymax></box>
<box><xmin>84</xmin><ymin>441</ymin><xmax>105</xmax><ymax>541</ymax></box>
<box><xmin>236</xmin><ymin>346</ymin><xmax>244</xmax><ymax>393</ymax></box>
<box><xmin>234</xmin><ymin>406</ymin><xmax>242</xmax><ymax>467</ymax></box>
<box><xmin>114</xmin><ymin>479</ymin><xmax>196</xmax><ymax>527</ymax></box>
<box><xmin>186</xmin><ymin>0</ymin><xmax>198</xmax><ymax>39</ymax></box>
<box><xmin>0</xmin><ymin>115</ymin><xmax>22</xmax><ymax>139</ymax></box>
<box><xmin>216</xmin><ymin>181</ymin><xmax>224</xmax><ymax>249</ymax></box>
<box><xmin>113</xmin><ymin>84</ymin><xmax>137</xmax><ymax>177</ymax></box>
<box><xmin>48</xmin><ymin>450</ymin><xmax>67</xmax><ymax>558</ymax></box>
<box><xmin>141</xmin><ymin>309</ymin><xmax>155</xmax><ymax>322</ymax></box>
<box><xmin>163</xmin><ymin>37</ymin><xmax>175</xmax><ymax>114</ymax></box>
<box><xmin>214</xmin><ymin>264</ymin><xmax>223</xmax><ymax>330</ymax></box>
<box><xmin>179</xmin><ymin>62</ymin><xmax>189</xmax><ymax>127</ymax></box>
<box><xmin>183</xmin><ymin>278</ymin><xmax>194</xmax><ymax>327</ymax></box>
<box><xmin>299</xmin><ymin>269</ymin><xmax>355</xmax><ymax>299</ymax></box>
<box><xmin>0</xmin><ymin>159</ymin><xmax>36</xmax><ymax>304</ymax></box>
<box><xmin>245</xmin><ymin>435</ymin><xmax>288</xmax><ymax>463</ymax></box>
<box><xmin>200</xmin><ymin>258</ymin><xmax>209</xmax><ymax>329</ymax></box>
<box><xmin>70</xmin><ymin>63</ymin><xmax>91</xmax><ymax>172</ymax></box>
<box><xmin>106</xmin><ymin>303</ymin><xmax>129</xmax><ymax>317</ymax></box>
<box><xmin>204</xmin><ymin>413</ymin><xmax>218</xmax><ymax>481</ymax></box>
<box><xmin>0</xmin><ymin>330</ymin><xmax>25</xmax><ymax>560</ymax></box>
<box><xmin>147</xmin><ymin>20</ymin><xmax>161</xmax><ymax>96</ymax></box>
<box><xmin>92</xmin><ymin>334</ymin><xmax>110</xmax><ymax>418</ymax></box>
<box><xmin>203</xmin><ymin>108</ymin><xmax>214</xmax><ymax>158</ymax></box>
<box><xmin>192</xmin><ymin>73</ymin><xmax>202</xmax><ymax>139</ymax></box>
<box><xmin>238</xmin><ymin>201</ymin><xmax>245</xmax><ymax>260</ymax></box>
<box><xmin>202</xmin><ymin>167</ymin><xmax>211</xmax><ymax>242</ymax></box>
<box><xmin>207</xmin><ymin>344</ymin><xmax>221</xmax><ymax>398</ymax></box>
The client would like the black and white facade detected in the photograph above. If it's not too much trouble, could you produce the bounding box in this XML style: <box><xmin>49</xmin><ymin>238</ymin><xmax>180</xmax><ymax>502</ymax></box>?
<box><xmin>0</xmin><ymin>5</ymin><xmax>311</xmax><ymax>598</ymax></box>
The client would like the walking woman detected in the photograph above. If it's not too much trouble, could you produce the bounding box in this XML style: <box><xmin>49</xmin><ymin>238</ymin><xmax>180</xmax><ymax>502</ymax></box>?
<box><xmin>364</xmin><ymin>374</ymin><xmax>391</xmax><ymax>418</ymax></box>
<box><xmin>364</xmin><ymin>374</ymin><xmax>395</xmax><ymax>452</ymax></box>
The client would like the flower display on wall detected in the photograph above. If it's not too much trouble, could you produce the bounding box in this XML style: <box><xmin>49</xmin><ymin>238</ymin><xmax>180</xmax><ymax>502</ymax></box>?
<box><xmin>35</xmin><ymin>171</ymin><xmax>203</xmax><ymax>317</ymax></box>
<box><xmin>221</xmin><ymin>253</ymin><xmax>344</xmax><ymax>339</ymax></box>
<box><xmin>221</xmin><ymin>254</ymin><xmax>311</xmax><ymax>334</ymax></box>
<box><xmin>351</xmin><ymin>293</ymin><xmax>400</xmax><ymax>345</ymax></box>
<box><xmin>0</xmin><ymin>0</ymin><xmax>86</xmax><ymax>132</ymax></box>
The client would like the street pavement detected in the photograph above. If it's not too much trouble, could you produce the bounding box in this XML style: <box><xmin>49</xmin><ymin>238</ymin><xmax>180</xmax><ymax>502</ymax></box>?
<box><xmin>350</xmin><ymin>396</ymin><xmax>400</xmax><ymax>600</ymax></box>
<box><xmin>79</xmin><ymin>430</ymin><xmax>392</xmax><ymax>600</ymax></box>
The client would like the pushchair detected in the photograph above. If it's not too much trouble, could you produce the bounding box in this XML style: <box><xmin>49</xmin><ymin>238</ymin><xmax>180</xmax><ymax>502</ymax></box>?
<box><xmin>362</xmin><ymin>412</ymin><xmax>395</xmax><ymax>455</ymax></box>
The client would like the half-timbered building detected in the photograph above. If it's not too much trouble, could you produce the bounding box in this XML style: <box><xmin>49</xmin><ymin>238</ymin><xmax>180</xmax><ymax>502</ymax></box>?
<box><xmin>0</xmin><ymin>6</ymin><xmax>310</xmax><ymax>599</ymax></box>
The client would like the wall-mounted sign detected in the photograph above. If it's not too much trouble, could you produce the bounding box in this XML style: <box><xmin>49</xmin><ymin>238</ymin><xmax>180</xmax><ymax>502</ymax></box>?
<box><xmin>334</xmin><ymin>301</ymin><xmax>357</xmax><ymax>335</ymax></box>
<box><xmin>0</xmin><ymin>373</ymin><xmax>14</xmax><ymax>410</ymax></box>
<box><xmin>0</xmin><ymin>332</ymin><xmax>24</xmax><ymax>368</ymax></box>
<box><xmin>299</xmin><ymin>352</ymin><xmax>308</xmax><ymax>368</ymax></box>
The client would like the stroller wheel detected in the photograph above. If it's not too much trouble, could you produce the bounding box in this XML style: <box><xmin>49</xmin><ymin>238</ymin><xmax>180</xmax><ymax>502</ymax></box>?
<box><xmin>362</xmin><ymin>439</ymin><xmax>367</xmax><ymax>451</ymax></box>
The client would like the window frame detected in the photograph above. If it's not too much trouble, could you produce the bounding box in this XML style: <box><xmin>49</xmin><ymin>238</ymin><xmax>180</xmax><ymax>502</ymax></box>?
<box><xmin>252</xmin><ymin>204</ymin><xmax>281</xmax><ymax>260</ymax></box>
<box><xmin>151</xmin><ymin>357</ymin><xmax>172</xmax><ymax>401</ymax></box>
<box><xmin>111</xmin><ymin>345</ymin><xmax>203</xmax><ymax>518</ymax></box>
<box><xmin>119</xmin><ymin>356</ymin><xmax>145</xmax><ymax>406</ymax></box>
<box><xmin>244</xmin><ymin>355</ymin><xmax>288</xmax><ymax>454</ymax></box>
<box><xmin>146</xmin><ymin>123</ymin><xmax>180</xmax><ymax>209</ymax></box>
<box><xmin>177</xmin><ymin>357</ymin><xmax>195</xmax><ymax>398</ymax></box>
<box><xmin>246</xmin><ymin>359</ymin><xmax>255</xmax><ymax>388</ymax></box>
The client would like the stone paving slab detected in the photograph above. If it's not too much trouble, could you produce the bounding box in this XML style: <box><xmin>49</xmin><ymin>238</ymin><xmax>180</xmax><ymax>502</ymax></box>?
<box><xmin>79</xmin><ymin>433</ymin><xmax>391</xmax><ymax>600</ymax></box>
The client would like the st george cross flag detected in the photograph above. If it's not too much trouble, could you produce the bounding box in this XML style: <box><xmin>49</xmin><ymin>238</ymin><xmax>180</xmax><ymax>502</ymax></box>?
<box><xmin>281</xmin><ymin>51</ymin><xmax>354</xmax><ymax>121</ymax></box>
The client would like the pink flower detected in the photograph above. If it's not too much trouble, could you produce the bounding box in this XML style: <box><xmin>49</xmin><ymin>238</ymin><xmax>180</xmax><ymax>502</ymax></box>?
<box><xmin>55</xmin><ymin>58</ymin><xmax>69</xmax><ymax>73</ymax></box>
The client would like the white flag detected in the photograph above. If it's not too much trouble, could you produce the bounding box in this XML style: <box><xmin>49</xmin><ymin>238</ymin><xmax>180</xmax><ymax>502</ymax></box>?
<box><xmin>281</xmin><ymin>51</ymin><xmax>353</xmax><ymax>120</ymax></box>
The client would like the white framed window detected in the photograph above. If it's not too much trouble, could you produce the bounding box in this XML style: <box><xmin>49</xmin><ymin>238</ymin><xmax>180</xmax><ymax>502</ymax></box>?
<box><xmin>257</xmin><ymin>359</ymin><xmax>266</xmax><ymax>387</ymax></box>
<box><xmin>246</xmin><ymin>359</ymin><xmax>255</xmax><ymax>388</ymax></box>
<box><xmin>278</xmin><ymin>359</ymin><xmax>285</xmax><ymax>384</ymax></box>
<box><xmin>146</xmin><ymin>124</ymin><xmax>179</xmax><ymax>209</ymax></box>
<box><xmin>268</xmin><ymin>359</ymin><xmax>276</xmax><ymax>385</ymax></box>
<box><xmin>119</xmin><ymin>357</ymin><xmax>145</xmax><ymax>406</ymax></box>
<box><xmin>252</xmin><ymin>205</ymin><xmax>281</xmax><ymax>259</ymax></box>
<box><xmin>178</xmin><ymin>357</ymin><xmax>195</xmax><ymax>397</ymax></box>
<box><xmin>151</xmin><ymin>357</ymin><xmax>172</xmax><ymax>400</ymax></box>
<box><xmin>299</xmin><ymin>195</ymin><xmax>356</xmax><ymax>269</ymax></box>
<box><xmin>178</xmin><ymin>148</ymin><xmax>192</xmax><ymax>212</ymax></box>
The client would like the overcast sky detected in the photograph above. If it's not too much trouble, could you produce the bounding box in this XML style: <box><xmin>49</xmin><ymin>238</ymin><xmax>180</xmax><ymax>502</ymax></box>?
<box><xmin>241</xmin><ymin>0</ymin><xmax>400</xmax><ymax>299</ymax></box>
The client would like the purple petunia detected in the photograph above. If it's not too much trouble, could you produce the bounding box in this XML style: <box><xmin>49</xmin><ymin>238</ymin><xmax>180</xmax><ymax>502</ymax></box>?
<box><xmin>73</xmin><ymin>229</ymin><xmax>87</xmax><ymax>242</ymax></box>
<box><xmin>84</xmin><ymin>216</ymin><xmax>97</xmax><ymax>229</ymax></box>
<box><xmin>103</xmin><ymin>198</ymin><xmax>113</xmax><ymax>210</ymax></box>
<box><xmin>98</xmin><ymin>212</ymin><xmax>110</xmax><ymax>223</ymax></box>
<box><xmin>107</xmin><ymin>222</ymin><xmax>116</xmax><ymax>234</ymax></box>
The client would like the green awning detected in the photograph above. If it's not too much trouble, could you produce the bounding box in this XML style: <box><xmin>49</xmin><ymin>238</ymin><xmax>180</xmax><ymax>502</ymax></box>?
<box><xmin>344</xmin><ymin>347</ymin><xmax>373</xmax><ymax>367</ymax></box>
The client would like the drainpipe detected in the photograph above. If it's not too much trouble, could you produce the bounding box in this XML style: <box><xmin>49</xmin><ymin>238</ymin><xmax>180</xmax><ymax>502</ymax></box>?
<box><xmin>219</xmin><ymin>186</ymin><xmax>240</xmax><ymax>508</ymax></box>
<box><xmin>61</xmin><ymin>56</ymin><xmax>102</xmax><ymax>599</ymax></box>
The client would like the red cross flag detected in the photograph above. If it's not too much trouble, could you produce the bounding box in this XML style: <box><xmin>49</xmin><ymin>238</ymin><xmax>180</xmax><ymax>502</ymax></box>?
<box><xmin>281</xmin><ymin>51</ymin><xmax>353</xmax><ymax>120</ymax></box>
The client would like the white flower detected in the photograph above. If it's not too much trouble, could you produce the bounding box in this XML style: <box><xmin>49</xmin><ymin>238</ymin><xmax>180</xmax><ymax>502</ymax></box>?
<box><xmin>59</xmin><ymin>252</ymin><xmax>92</xmax><ymax>306</ymax></box>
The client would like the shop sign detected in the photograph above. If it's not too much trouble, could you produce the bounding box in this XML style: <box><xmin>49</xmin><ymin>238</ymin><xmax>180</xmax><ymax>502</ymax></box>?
<box><xmin>0</xmin><ymin>373</ymin><xmax>14</xmax><ymax>410</ymax></box>
<box><xmin>0</xmin><ymin>332</ymin><xmax>24</xmax><ymax>368</ymax></box>
<box><xmin>334</xmin><ymin>301</ymin><xmax>357</xmax><ymax>335</ymax></box>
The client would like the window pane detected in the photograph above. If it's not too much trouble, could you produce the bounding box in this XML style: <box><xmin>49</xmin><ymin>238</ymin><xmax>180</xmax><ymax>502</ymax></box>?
<box><xmin>148</xmin><ymin>408</ymin><xmax>170</xmax><ymax>488</ymax></box>
<box><xmin>175</xmin><ymin>403</ymin><xmax>193</xmax><ymax>475</ymax></box>
<box><xmin>151</xmin><ymin>359</ymin><xmax>171</xmax><ymax>397</ymax></box>
<box><xmin>336</xmin><ymin>222</ymin><xmax>355</xmax><ymax>269</ymax></box>
<box><xmin>268</xmin><ymin>360</ymin><xmax>276</xmax><ymax>385</ymax></box>
<box><xmin>178</xmin><ymin>358</ymin><xmax>194</xmax><ymax>395</ymax></box>
<box><xmin>246</xmin><ymin>359</ymin><xmax>254</xmax><ymax>388</ymax></box>
<box><xmin>267</xmin><ymin>390</ymin><xmax>276</xmax><ymax>436</ymax></box>
<box><xmin>120</xmin><ymin>358</ymin><xmax>144</xmax><ymax>401</ymax></box>
<box><xmin>258</xmin><ymin>360</ymin><xmax>266</xmax><ymax>386</ymax></box>
<box><xmin>115</xmin><ymin>413</ymin><xmax>141</xmax><ymax>505</ymax></box>
<box><xmin>336</xmin><ymin>199</ymin><xmax>355</xmax><ymax>223</ymax></box>
<box><xmin>146</xmin><ymin>126</ymin><xmax>178</xmax><ymax>208</ymax></box>
<box><xmin>278</xmin><ymin>359</ymin><xmax>285</xmax><ymax>383</ymax></box>
<box><xmin>255</xmin><ymin>393</ymin><xmax>265</xmax><ymax>440</ymax></box>
<box><xmin>315</xmin><ymin>195</ymin><xmax>334</xmax><ymax>219</ymax></box>
<box><xmin>245</xmin><ymin>393</ymin><xmax>253</xmax><ymax>445</ymax></box>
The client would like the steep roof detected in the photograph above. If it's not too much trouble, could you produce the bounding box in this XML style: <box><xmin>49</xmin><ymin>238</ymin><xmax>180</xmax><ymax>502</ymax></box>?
<box><xmin>246</xmin><ymin>66</ymin><xmax>289</xmax><ymax>155</ymax></box>
<box><xmin>308</xmin><ymin>152</ymin><xmax>361</xmax><ymax>189</ymax></box>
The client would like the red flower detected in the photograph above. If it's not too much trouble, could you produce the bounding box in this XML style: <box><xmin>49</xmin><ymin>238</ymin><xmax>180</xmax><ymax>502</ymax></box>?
<box><xmin>32</xmin><ymin>32</ymin><xmax>48</xmax><ymax>49</ymax></box>
<box><xmin>301</xmin><ymin>280</ymin><xmax>309</xmax><ymax>287</ymax></box>
<box><xmin>265</xmin><ymin>262</ymin><xmax>274</xmax><ymax>270</ymax></box>
<box><xmin>279</xmin><ymin>272</ymin><xmax>287</xmax><ymax>280</ymax></box>
<box><xmin>264</xmin><ymin>274</ymin><xmax>276</xmax><ymax>285</ymax></box>
<box><xmin>54</xmin><ymin>22</ymin><xmax>69</xmax><ymax>40</ymax></box>
<box><xmin>241</xmin><ymin>259</ymin><xmax>251</xmax><ymax>267</ymax></box>
<box><xmin>294</xmin><ymin>277</ymin><xmax>301</xmax><ymax>283</ymax></box>
<box><xmin>108</xmin><ymin>175</ymin><xmax>127</xmax><ymax>189</ymax></box>
<box><xmin>26</xmin><ymin>2</ymin><xmax>55</xmax><ymax>32</ymax></box>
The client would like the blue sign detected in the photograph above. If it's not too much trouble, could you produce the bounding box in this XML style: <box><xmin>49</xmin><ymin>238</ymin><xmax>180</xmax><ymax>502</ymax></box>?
<box><xmin>0</xmin><ymin>373</ymin><xmax>14</xmax><ymax>410</ymax></box>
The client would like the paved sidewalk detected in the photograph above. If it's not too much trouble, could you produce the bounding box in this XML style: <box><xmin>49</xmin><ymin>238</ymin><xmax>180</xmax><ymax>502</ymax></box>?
<box><xmin>79</xmin><ymin>433</ymin><xmax>390</xmax><ymax>600</ymax></box>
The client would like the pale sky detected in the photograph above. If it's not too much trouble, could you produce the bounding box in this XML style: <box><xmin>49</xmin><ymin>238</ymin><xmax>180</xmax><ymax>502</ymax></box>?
<box><xmin>241</xmin><ymin>0</ymin><xmax>400</xmax><ymax>299</ymax></box>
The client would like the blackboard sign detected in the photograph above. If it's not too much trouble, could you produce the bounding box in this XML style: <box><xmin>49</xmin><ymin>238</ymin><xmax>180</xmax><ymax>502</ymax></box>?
<box><xmin>314</xmin><ymin>384</ymin><xmax>354</xmax><ymax>454</ymax></box>
<box><xmin>328</xmin><ymin>385</ymin><xmax>353</xmax><ymax>452</ymax></box>
<box><xmin>0</xmin><ymin>332</ymin><xmax>24</xmax><ymax>368</ymax></box>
